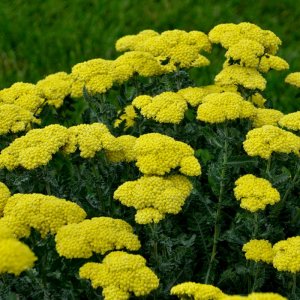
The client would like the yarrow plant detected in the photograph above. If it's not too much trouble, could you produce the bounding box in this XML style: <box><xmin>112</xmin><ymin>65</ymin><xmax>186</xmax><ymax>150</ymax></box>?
<box><xmin>0</xmin><ymin>23</ymin><xmax>299</xmax><ymax>300</ymax></box>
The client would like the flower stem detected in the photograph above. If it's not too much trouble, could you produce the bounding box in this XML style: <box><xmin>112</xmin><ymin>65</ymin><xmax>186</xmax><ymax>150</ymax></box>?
<box><xmin>292</xmin><ymin>273</ymin><xmax>297</xmax><ymax>298</ymax></box>
<box><xmin>205</xmin><ymin>126</ymin><xmax>228</xmax><ymax>284</ymax></box>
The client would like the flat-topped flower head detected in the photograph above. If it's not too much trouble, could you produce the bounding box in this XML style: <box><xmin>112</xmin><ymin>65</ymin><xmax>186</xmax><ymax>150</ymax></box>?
<box><xmin>105</xmin><ymin>135</ymin><xmax>137</xmax><ymax>163</ymax></box>
<box><xmin>133</xmin><ymin>133</ymin><xmax>201</xmax><ymax>176</ymax></box>
<box><xmin>242</xmin><ymin>239</ymin><xmax>274</xmax><ymax>263</ymax></box>
<box><xmin>0</xmin><ymin>239</ymin><xmax>37</xmax><ymax>276</ymax></box>
<box><xmin>71</xmin><ymin>58</ymin><xmax>114</xmax><ymax>97</ymax></box>
<box><xmin>243</xmin><ymin>125</ymin><xmax>300</xmax><ymax>159</ymax></box>
<box><xmin>251</xmin><ymin>108</ymin><xmax>283</xmax><ymax>128</ymax></box>
<box><xmin>258</xmin><ymin>55</ymin><xmax>289</xmax><ymax>73</ymax></box>
<box><xmin>0</xmin><ymin>82</ymin><xmax>45</xmax><ymax>113</ymax></box>
<box><xmin>0</xmin><ymin>124</ymin><xmax>68</xmax><ymax>170</ymax></box>
<box><xmin>114</xmin><ymin>175</ymin><xmax>192</xmax><ymax>224</ymax></box>
<box><xmin>215</xmin><ymin>65</ymin><xmax>266</xmax><ymax>90</ymax></box>
<box><xmin>55</xmin><ymin>217</ymin><xmax>141</xmax><ymax>258</ymax></box>
<box><xmin>285</xmin><ymin>72</ymin><xmax>300</xmax><ymax>88</ymax></box>
<box><xmin>279</xmin><ymin>111</ymin><xmax>300</xmax><ymax>131</ymax></box>
<box><xmin>36</xmin><ymin>72</ymin><xmax>72</xmax><ymax>108</ymax></box>
<box><xmin>79</xmin><ymin>251</ymin><xmax>159</xmax><ymax>299</ymax></box>
<box><xmin>234</xmin><ymin>174</ymin><xmax>280</xmax><ymax>212</ymax></box>
<box><xmin>114</xmin><ymin>105</ymin><xmax>137</xmax><ymax>129</ymax></box>
<box><xmin>3</xmin><ymin>193</ymin><xmax>86</xmax><ymax>238</ymax></box>
<box><xmin>197</xmin><ymin>92</ymin><xmax>256</xmax><ymax>124</ymax></box>
<box><xmin>133</xmin><ymin>92</ymin><xmax>188</xmax><ymax>124</ymax></box>
<box><xmin>116</xmin><ymin>29</ymin><xmax>211</xmax><ymax>70</ymax></box>
<box><xmin>209</xmin><ymin>22</ymin><xmax>281</xmax><ymax>54</ymax></box>
<box><xmin>63</xmin><ymin>123</ymin><xmax>120</xmax><ymax>158</ymax></box>
<box><xmin>0</xmin><ymin>182</ymin><xmax>11</xmax><ymax>217</ymax></box>
<box><xmin>0</xmin><ymin>104</ymin><xmax>40</xmax><ymax>135</ymax></box>
<box><xmin>221</xmin><ymin>293</ymin><xmax>287</xmax><ymax>300</ymax></box>
<box><xmin>170</xmin><ymin>282</ymin><xmax>224</xmax><ymax>300</ymax></box>
<box><xmin>273</xmin><ymin>236</ymin><xmax>300</xmax><ymax>273</ymax></box>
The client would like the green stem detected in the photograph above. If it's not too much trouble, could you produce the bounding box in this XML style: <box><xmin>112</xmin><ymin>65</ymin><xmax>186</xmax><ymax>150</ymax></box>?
<box><xmin>251</xmin><ymin>262</ymin><xmax>259</xmax><ymax>292</ymax></box>
<box><xmin>265</xmin><ymin>156</ymin><xmax>272</xmax><ymax>179</ymax></box>
<box><xmin>205</xmin><ymin>126</ymin><xmax>228</xmax><ymax>284</ymax></box>
<box><xmin>292</xmin><ymin>273</ymin><xmax>297</xmax><ymax>298</ymax></box>
<box><xmin>252</xmin><ymin>213</ymin><xmax>259</xmax><ymax>238</ymax></box>
<box><xmin>91</xmin><ymin>160</ymin><xmax>103</xmax><ymax>213</ymax></box>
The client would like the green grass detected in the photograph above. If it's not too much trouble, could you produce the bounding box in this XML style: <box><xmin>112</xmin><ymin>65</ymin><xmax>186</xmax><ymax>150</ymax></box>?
<box><xmin>0</xmin><ymin>0</ymin><xmax>300</xmax><ymax>112</ymax></box>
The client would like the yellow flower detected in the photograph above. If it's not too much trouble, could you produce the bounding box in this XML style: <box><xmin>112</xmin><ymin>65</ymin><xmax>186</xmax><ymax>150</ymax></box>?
<box><xmin>215</xmin><ymin>65</ymin><xmax>266</xmax><ymax>90</ymax></box>
<box><xmin>209</xmin><ymin>22</ymin><xmax>281</xmax><ymax>54</ymax></box>
<box><xmin>3</xmin><ymin>193</ymin><xmax>86</xmax><ymax>238</ymax></box>
<box><xmin>55</xmin><ymin>217</ymin><xmax>141</xmax><ymax>258</ymax></box>
<box><xmin>249</xmin><ymin>93</ymin><xmax>266</xmax><ymax>108</ymax></box>
<box><xmin>133</xmin><ymin>92</ymin><xmax>188</xmax><ymax>124</ymax></box>
<box><xmin>114</xmin><ymin>175</ymin><xmax>192</xmax><ymax>224</ymax></box>
<box><xmin>251</xmin><ymin>108</ymin><xmax>283</xmax><ymax>128</ymax></box>
<box><xmin>225</xmin><ymin>39</ymin><xmax>264</xmax><ymax>68</ymax></box>
<box><xmin>116</xmin><ymin>29</ymin><xmax>211</xmax><ymax>70</ymax></box>
<box><xmin>285</xmin><ymin>72</ymin><xmax>300</xmax><ymax>88</ymax></box>
<box><xmin>79</xmin><ymin>251</ymin><xmax>159</xmax><ymax>299</ymax></box>
<box><xmin>197</xmin><ymin>92</ymin><xmax>256</xmax><ymax>124</ymax></box>
<box><xmin>63</xmin><ymin>123</ymin><xmax>120</xmax><ymax>158</ymax></box>
<box><xmin>0</xmin><ymin>124</ymin><xmax>69</xmax><ymax>170</ymax></box>
<box><xmin>0</xmin><ymin>182</ymin><xmax>11</xmax><ymax>217</ymax></box>
<box><xmin>221</xmin><ymin>293</ymin><xmax>287</xmax><ymax>300</ymax></box>
<box><xmin>0</xmin><ymin>82</ymin><xmax>45</xmax><ymax>113</ymax></box>
<box><xmin>243</xmin><ymin>125</ymin><xmax>300</xmax><ymax>159</ymax></box>
<box><xmin>133</xmin><ymin>133</ymin><xmax>201</xmax><ymax>176</ymax></box>
<box><xmin>36</xmin><ymin>72</ymin><xmax>72</xmax><ymax>108</ymax></box>
<box><xmin>234</xmin><ymin>174</ymin><xmax>280</xmax><ymax>212</ymax></box>
<box><xmin>0</xmin><ymin>238</ymin><xmax>37</xmax><ymax>276</ymax></box>
<box><xmin>105</xmin><ymin>135</ymin><xmax>137</xmax><ymax>163</ymax></box>
<box><xmin>273</xmin><ymin>236</ymin><xmax>300</xmax><ymax>273</ymax></box>
<box><xmin>0</xmin><ymin>222</ymin><xmax>15</xmax><ymax>240</ymax></box>
<box><xmin>279</xmin><ymin>111</ymin><xmax>300</xmax><ymax>131</ymax></box>
<box><xmin>0</xmin><ymin>104</ymin><xmax>40</xmax><ymax>135</ymax></box>
<box><xmin>242</xmin><ymin>239</ymin><xmax>274</xmax><ymax>263</ymax></box>
<box><xmin>71</xmin><ymin>58</ymin><xmax>114</xmax><ymax>97</ymax></box>
<box><xmin>170</xmin><ymin>282</ymin><xmax>224</xmax><ymax>300</ymax></box>
<box><xmin>114</xmin><ymin>105</ymin><xmax>137</xmax><ymax>129</ymax></box>
<box><xmin>258</xmin><ymin>55</ymin><xmax>289</xmax><ymax>73</ymax></box>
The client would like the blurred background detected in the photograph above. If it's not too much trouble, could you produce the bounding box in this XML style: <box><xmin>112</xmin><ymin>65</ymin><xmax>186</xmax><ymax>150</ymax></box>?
<box><xmin>0</xmin><ymin>0</ymin><xmax>299</xmax><ymax>112</ymax></box>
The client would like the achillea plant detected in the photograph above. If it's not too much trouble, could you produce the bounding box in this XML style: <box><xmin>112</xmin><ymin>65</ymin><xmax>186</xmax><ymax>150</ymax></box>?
<box><xmin>0</xmin><ymin>23</ymin><xmax>299</xmax><ymax>300</ymax></box>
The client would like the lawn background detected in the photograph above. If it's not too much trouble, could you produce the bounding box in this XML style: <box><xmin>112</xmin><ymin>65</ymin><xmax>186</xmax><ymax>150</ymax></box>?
<box><xmin>0</xmin><ymin>0</ymin><xmax>299</xmax><ymax>112</ymax></box>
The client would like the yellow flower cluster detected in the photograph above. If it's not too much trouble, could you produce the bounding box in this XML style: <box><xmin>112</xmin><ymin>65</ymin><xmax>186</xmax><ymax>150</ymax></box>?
<box><xmin>242</xmin><ymin>239</ymin><xmax>274</xmax><ymax>263</ymax></box>
<box><xmin>0</xmin><ymin>222</ymin><xmax>15</xmax><ymax>239</ymax></box>
<box><xmin>285</xmin><ymin>72</ymin><xmax>300</xmax><ymax>88</ymax></box>
<box><xmin>0</xmin><ymin>124</ymin><xmax>68</xmax><ymax>170</ymax></box>
<box><xmin>251</xmin><ymin>108</ymin><xmax>283</xmax><ymax>128</ymax></box>
<box><xmin>0</xmin><ymin>182</ymin><xmax>10</xmax><ymax>217</ymax></box>
<box><xmin>234</xmin><ymin>174</ymin><xmax>280</xmax><ymax>212</ymax></box>
<box><xmin>71</xmin><ymin>52</ymin><xmax>168</xmax><ymax>98</ymax></box>
<box><xmin>114</xmin><ymin>175</ymin><xmax>192</xmax><ymax>224</ymax></box>
<box><xmin>36</xmin><ymin>72</ymin><xmax>72</xmax><ymax>108</ymax></box>
<box><xmin>273</xmin><ymin>236</ymin><xmax>300</xmax><ymax>273</ymax></box>
<box><xmin>0</xmin><ymin>104</ymin><xmax>40</xmax><ymax>135</ymax></box>
<box><xmin>215</xmin><ymin>65</ymin><xmax>266</xmax><ymax>90</ymax></box>
<box><xmin>258</xmin><ymin>55</ymin><xmax>289</xmax><ymax>73</ymax></box>
<box><xmin>133</xmin><ymin>133</ymin><xmax>201</xmax><ymax>176</ymax></box>
<box><xmin>63</xmin><ymin>123</ymin><xmax>119</xmax><ymax>158</ymax></box>
<box><xmin>1</xmin><ymin>193</ymin><xmax>86</xmax><ymax>238</ymax></box>
<box><xmin>221</xmin><ymin>293</ymin><xmax>287</xmax><ymax>300</ymax></box>
<box><xmin>0</xmin><ymin>238</ymin><xmax>37</xmax><ymax>276</ymax></box>
<box><xmin>79</xmin><ymin>251</ymin><xmax>159</xmax><ymax>299</ymax></box>
<box><xmin>133</xmin><ymin>92</ymin><xmax>188</xmax><ymax>124</ymax></box>
<box><xmin>0</xmin><ymin>82</ymin><xmax>45</xmax><ymax>113</ymax></box>
<box><xmin>279</xmin><ymin>111</ymin><xmax>300</xmax><ymax>131</ymax></box>
<box><xmin>116</xmin><ymin>29</ymin><xmax>211</xmax><ymax>69</ymax></box>
<box><xmin>55</xmin><ymin>217</ymin><xmax>141</xmax><ymax>258</ymax></box>
<box><xmin>170</xmin><ymin>282</ymin><xmax>224</xmax><ymax>300</ymax></box>
<box><xmin>208</xmin><ymin>22</ymin><xmax>281</xmax><ymax>54</ymax></box>
<box><xmin>114</xmin><ymin>105</ymin><xmax>137</xmax><ymax>129</ymax></box>
<box><xmin>197</xmin><ymin>92</ymin><xmax>256</xmax><ymax>124</ymax></box>
<box><xmin>249</xmin><ymin>93</ymin><xmax>266</xmax><ymax>108</ymax></box>
<box><xmin>105</xmin><ymin>135</ymin><xmax>137</xmax><ymax>163</ymax></box>
<box><xmin>243</xmin><ymin>125</ymin><xmax>300</xmax><ymax>159</ymax></box>
<box><xmin>171</xmin><ymin>282</ymin><xmax>287</xmax><ymax>300</ymax></box>
<box><xmin>177</xmin><ymin>85</ymin><xmax>237</xmax><ymax>107</ymax></box>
